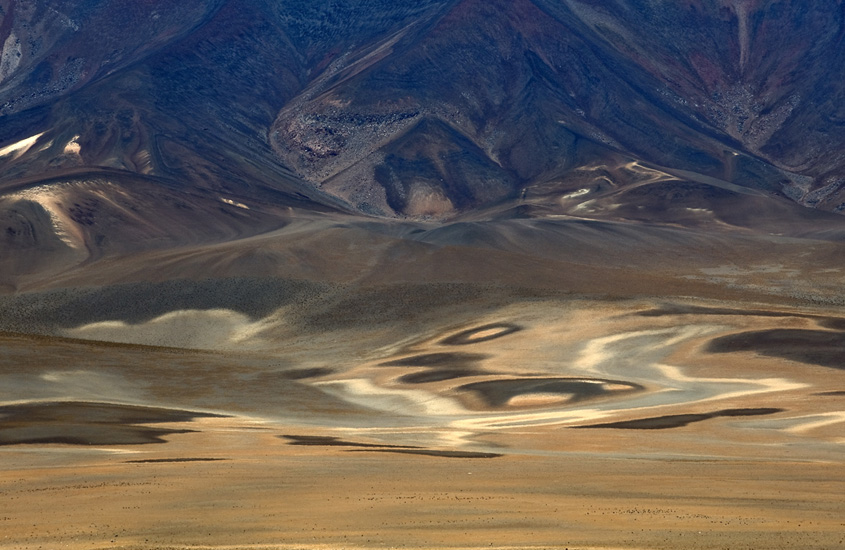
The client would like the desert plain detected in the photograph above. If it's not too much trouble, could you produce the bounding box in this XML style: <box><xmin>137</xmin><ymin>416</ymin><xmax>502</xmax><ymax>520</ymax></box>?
<box><xmin>4</xmin><ymin>0</ymin><xmax>845</xmax><ymax>548</ymax></box>
<box><xmin>1</xmin><ymin>209</ymin><xmax>844</xmax><ymax>550</ymax></box>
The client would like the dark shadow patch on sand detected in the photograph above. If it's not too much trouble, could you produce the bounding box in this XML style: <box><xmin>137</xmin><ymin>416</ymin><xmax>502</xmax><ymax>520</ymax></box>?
<box><xmin>817</xmin><ymin>318</ymin><xmax>845</xmax><ymax>330</ymax></box>
<box><xmin>379</xmin><ymin>352</ymin><xmax>488</xmax><ymax>367</ymax></box>
<box><xmin>814</xmin><ymin>390</ymin><xmax>845</xmax><ymax>396</ymax></box>
<box><xmin>283</xmin><ymin>436</ymin><xmax>498</xmax><ymax>457</ymax></box>
<box><xmin>398</xmin><ymin>369</ymin><xmax>485</xmax><ymax>384</ymax></box>
<box><xmin>574</xmin><ymin>408</ymin><xmax>783</xmax><ymax>429</ymax></box>
<box><xmin>440</xmin><ymin>323</ymin><xmax>522</xmax><ymax>345</ymax></box>
<box><xmin>637</xmin><ymin>305</ymin><xmax>803</xmax><ymax>319</ymax></box>
<box><xmin>276</xmin><ymin>367</ymin><xmax>334</xmax><ymax>380</ymax></box>
<box><xmin>708</xmin><ymin>329</ymin><xmax>845</xmax><ymax>369</ymax></box>
<box><xmin>281</xmin><ymin>435</ymin><xmax>420</xmax><ymax>449</ymax></box>
<box><xmin>0</xmin><ymin>426</ymin><xmax>198</xmax><ymax>446</ymax></box>
<box><xmin>458</xmin><ymin>377</ymin><xmax>644</xmax><ymax>408</ymax></box>
<box><xmin>0</xmin><ymin>402</ymin><xmax>225</xmax><ymax>446</ymax></box>
<box><xmin>125</xmin><ymin>457</ymin><xmax>227</xmax><ymax>463</ymax></box>
<box><xmin>349</xmin><ymin>449</ymin><xmax>502</xmax><ymax>458</ymax></box>
<box><xmin>639</xmin><ymin>305</ymin><xmax>845</xmax><ymax>333</ymax></box>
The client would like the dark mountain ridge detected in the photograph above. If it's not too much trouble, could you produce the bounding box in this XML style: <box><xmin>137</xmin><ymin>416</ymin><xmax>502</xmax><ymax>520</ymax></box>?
<box><xmin>1</xmin><ymin>0</ymin><xmax>844</xmax><ymax>279</ymax></box>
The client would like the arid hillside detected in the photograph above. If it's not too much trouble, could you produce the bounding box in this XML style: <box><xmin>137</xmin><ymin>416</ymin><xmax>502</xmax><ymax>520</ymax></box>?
<box><xmin>2</xmin><ymin>2</ymin><xmax>845</xmax><ymax>550</ymax></box>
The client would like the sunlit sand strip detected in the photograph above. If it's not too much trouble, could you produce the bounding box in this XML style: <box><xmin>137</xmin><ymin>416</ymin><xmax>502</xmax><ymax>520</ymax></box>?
<box><xmin>783</xmin><ymin>412</ymin><xmax>845</xmax><ymax>435</ymax></box>
<box><xmin>572</xmin><ymin>332</ymin><xmax>622</xmax><ymax>375</ymax></box>
<box><xmin>561</xmin><ymin>187</ymin><xmax>591</xmax><ymax>199</ymax></box>
<box><xmin>327</xmin><ymin>425</ymin><xmax>480</xmax><ymax>449</ymax></box>
<box><xmin>0</xmin><ymin>132</ymin><xmax>44</xmax><ymax>159</ymax></box>
<box><xmin>507</xmin><ymin>393</ymin><xmax>571</xmax><ymax>407</ymax></box>
<box><xmin>570</xmin><ymin>323</ymin><xmax>804</xmax><ymax>402</ymax></box>
<box><xmin>219</xmin><ymin>196</ymin><xmax>250</xmax><ymax>209</ymax></box>
<box><xmin>5</xmin><ymin>183</ymin><xmax>86</xmax><ymax>249</ymax></box>
<box><xmin>0</xmin><ymin>446</ymin><xmax>141</xmax><ymax>456</ymax></box>
<box><xmin>316</xmin><ymin>378</ymin><xmax>467</xmax><ymax>417</ymax></box>
<box><xmin>652</xmin><ymin>363</ymin><xmax>807</xmax><ymax>399</ymax></box>
<box><xmin>623</xmin><ymin>160</ymin><xmax>677</xmax><ymax>185</ymax></box>
<box><xmin>0</xmin><ymin>32</ymin><xmax>22</xmax><ymax>82</ymax></box>
<box><xmin>63</xmin><ymin>308</ymin><xmax>273</xmax><ymax>349</ymax></box>
<box><xmin>451</xmin><ymin>408</ymin><xmax>615</xmax><ymax>432</ymax></box>
<box><xmin>429</xmin><ymin>428</ymin><xmax>479</xmax><ymax>448</ymax></box>
<box><xmin>572</xmin><ymin>325</ymin><xmax>721</xmax><ymax>377</ymax></box>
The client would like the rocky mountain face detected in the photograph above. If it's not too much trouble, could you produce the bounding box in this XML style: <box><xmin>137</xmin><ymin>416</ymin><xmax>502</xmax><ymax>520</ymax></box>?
<box><xmin>270</xmin><ymin>0</ymin><xmax>845</xmax><ymax>216</ymax></box>
<box><xmin>1</xmin><ymin>0</ymin><xmax>844</xmax><ymax>226</ymax></box>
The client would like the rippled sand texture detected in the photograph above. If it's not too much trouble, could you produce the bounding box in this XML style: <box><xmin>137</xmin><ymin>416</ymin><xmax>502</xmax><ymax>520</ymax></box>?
<box><xmin>2</xmin><ymin>293</ymin><xmax>845</xmax><ymax>549</ymax></box>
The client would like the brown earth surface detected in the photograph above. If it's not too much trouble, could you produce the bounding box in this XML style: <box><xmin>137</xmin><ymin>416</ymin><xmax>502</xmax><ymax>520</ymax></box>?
<box><xmin>3</xmin><ymin>1</ymin><xmax>845</xmax><ymax>546</ymax></box>
<box><xmin>2</xmin><ymin>282</ymin><xmax>845</xmax><ymax>549</ymax></box>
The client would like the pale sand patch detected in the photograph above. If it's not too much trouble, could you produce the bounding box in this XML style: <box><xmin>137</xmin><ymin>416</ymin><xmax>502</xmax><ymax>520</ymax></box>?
<box><xmin>783</xmin><ymin>412</ymin><xmax>845</xmax><ymax>434</ymax></box>
<box><xmin>572</xmin><ymin>198</ymin><xmax>597</xmax><ymax>211</ymax></box>
<box><xmin>570</xmin><ymin>325</ymin><xmax>721</xmax><ymax>377</ymax></box>
<box><xmin>133</xmin><ymin>149</ymin><xmax>153</xmax><ymax>173</ymax></box>
<box><xmin>405</xmin><ymin>183</ymin><xmax>455</xmax><ymax>218</ymax></box>
<box><xmin>5</xmin><ymin>182</ymin><xmax>86</xmax><ymax>249</ymax></box>
<box><xmin>507</xmin><ymin>392</ymin><xmax>571</xmax><ymax>407</ymax></box>
<box><xmin>219</xmin><ymin>196</ymin><xmax>250</xmax><ymax>209</ymax></box>
<box><xmin>316</xmin><ymin>377</ymin><xmax>467</xmax><ymax>417</ymax></box>
<box><xmin>651</xmin><ymin>362</ymin><xmax>807</xmax><ymax>402</ymax></box>
<box><xmin>62</xmin><ymin>308</ymin><xmax>276</xmax><ymax>350</ymax></box>
<box><xmin>623</xmin><ymin>161</ymin><xmax>677</xmax><ymax>184</ymax></box>
<box><xmin>0</xmin><ymin>32</ymin><xmax>22</xmax><ymax>83</ymax></box>
<box><xmin>0</xmin><ymin>132</ymin><xmax>44</xmax><ymax>159</ymax></box>
<box><xmin>451</xmin><ymin>407</ymin><xmax>614</xmax><ymax>431</ymax></box>
<box><xmin>561</xmin><ymin>187</ymin><xmax>591</xmax><ymax>199</ymax></box>
<box><xmin>63</xmin><ymin>135</ymin><xmax>82</xmax><ymax>155</ymax></box>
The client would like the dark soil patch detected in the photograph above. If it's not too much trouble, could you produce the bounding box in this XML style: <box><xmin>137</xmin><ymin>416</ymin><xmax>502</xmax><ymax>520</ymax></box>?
<box><xmin>350</xmin><ymin>448</ymin><xmax>502</xmax><ymax>458</ymax></box>
<box><xmin>708</xmin><ymin>329</ymin><xmax>845</xmax><ymax>369</ymax></box>
<box><xmin>574</xmin><ymin>408</ymin><xmax>783</xmax><ymax>429</ymax></box>
<box><xmin>458</xmin><ymin>377</ymin><xmax>644</xmax><ymax>408</ymax></box>
<box><xmin>281</xmin><ymin>435</ymin><xmax>419</xmax><ymax>449</ymax></box>
<box><xmin>0</xmin><ymin>401</ymin><xmax>224</xmax><ymax>446</ymax></box>
<box><xmin>440</xmin><ymin>323</ymin><xmax>522</xmax><ymax>345</ymax></box>
<box><xmin>379</xmin><ymin>352</ymin><xmax>487</xmax><ymax>367</ymax></box>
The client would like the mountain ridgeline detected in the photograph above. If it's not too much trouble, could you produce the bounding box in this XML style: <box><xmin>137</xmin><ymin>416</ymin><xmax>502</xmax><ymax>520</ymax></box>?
<box><xmin>1</xmin><ymin>0</ymin><xmax>844</xmax><ymax>223</ymax></box>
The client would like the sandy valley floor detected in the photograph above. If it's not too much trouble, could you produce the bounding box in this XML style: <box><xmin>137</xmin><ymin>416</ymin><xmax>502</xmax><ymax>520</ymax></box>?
<box><xmin>2</xmin><ymin>288</ymin><xmax>844</xmax><ymax>550</ymax></box>
<box><xmin>3</xmin><ymin>1</ymin><xmax>845</xmax><ymax>544</ymax></box>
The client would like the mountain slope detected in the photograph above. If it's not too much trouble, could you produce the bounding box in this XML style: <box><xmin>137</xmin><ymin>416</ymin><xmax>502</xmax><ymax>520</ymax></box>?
<box><xmin>2</xmin><ymin>0</ymin><xmax>845</xmax><ymax>229</ymax></box>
